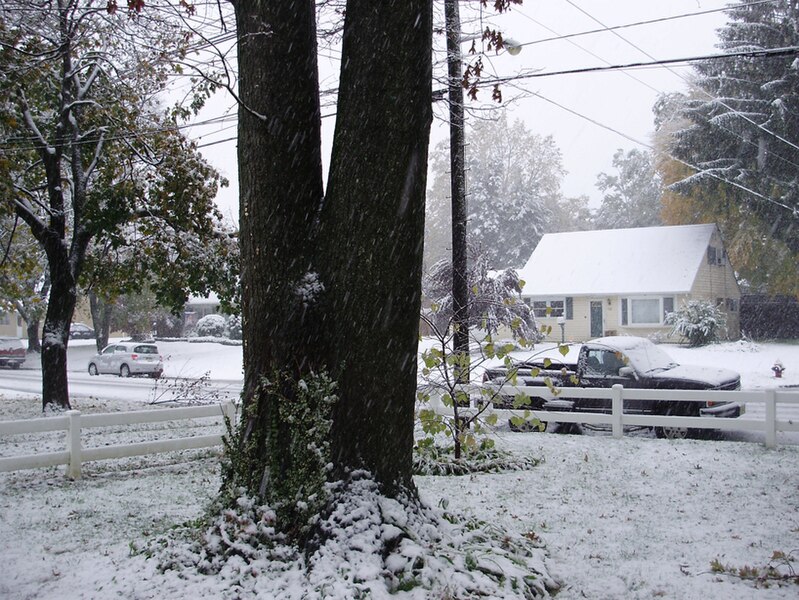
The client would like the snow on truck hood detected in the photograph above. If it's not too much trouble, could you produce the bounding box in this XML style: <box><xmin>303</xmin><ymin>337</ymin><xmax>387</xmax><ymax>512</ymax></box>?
<box><xmin>649</xmin><ymin>363</ymin><xmax>740</xmax><ymax>388</ymax></box>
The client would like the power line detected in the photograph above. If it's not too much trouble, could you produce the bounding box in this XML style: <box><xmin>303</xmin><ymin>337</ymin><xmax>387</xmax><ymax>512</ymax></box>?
<box><xmin>515</xmin><ymin>0</ymin><xmax>779</xmax><ymax>50</ymax></box>
<box><xmin>483</xmin><ymin>46</ymin><xmax>799</xmax><ymax>84</ymax></box>
<box><xmin>522</xmin><ymin>88</ymin><xmax>796</xmax><ymax>216</ymax></box>
<box><xmin>560</xmin><ymin>0</ymin><xmax>799</xmax><ymax>156</ymax></box>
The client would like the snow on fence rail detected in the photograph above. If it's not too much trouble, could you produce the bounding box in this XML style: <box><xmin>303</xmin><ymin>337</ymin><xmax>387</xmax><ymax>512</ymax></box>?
<box><xmin>0</xmin><ymin>402</ymin><xmax>238</xmax><ymax>479</ymax></box>
<box><xmin>428</xmin><ymin>384</ymin><xmax>799</xmax><ymax>448</ymax></box>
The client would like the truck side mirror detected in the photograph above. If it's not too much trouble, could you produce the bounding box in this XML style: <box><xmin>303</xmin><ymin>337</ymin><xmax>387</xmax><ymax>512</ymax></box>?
<box><xmin>619</xmin><ymin>366</ymin><xmax>635</xmax><ymax>378</ymax></box>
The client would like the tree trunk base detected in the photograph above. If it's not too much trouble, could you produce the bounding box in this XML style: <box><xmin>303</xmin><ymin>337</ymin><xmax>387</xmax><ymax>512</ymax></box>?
<box><xmin>147</xmin><ymin>471</ymin><xmax>558</xmax><ymax>598</ymax></box>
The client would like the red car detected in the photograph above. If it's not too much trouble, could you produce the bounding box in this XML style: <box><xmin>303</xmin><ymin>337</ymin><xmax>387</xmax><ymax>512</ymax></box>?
<box><xmin>0</xmin><ymin>337</ymin><xmax>26</xmax><ymax>369</ymax></box>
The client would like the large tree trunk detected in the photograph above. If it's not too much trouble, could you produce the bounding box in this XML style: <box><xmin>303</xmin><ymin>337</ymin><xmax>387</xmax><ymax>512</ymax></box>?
<box><xmin>40</xmin><ymin>251</ymin><xmax>77</xmax><ymax>411</ymax></box>
<box><xmin>231</xmin><ymin>0</ymin><xmax>326</xmax><ymax>511</ymax></box>
<box><xmin>322</xmin><ymin>0</ymin><xmax>433</xmax><ymax>493</ymax></box>
<box><xmin>230</xmin><ymin>0</ymin><xmax>432</xmax><ymax>511</ymax></box>
<box><xmin>235</xmin><ymin>0</ymin><xmax>325</xmax><ymax>391</ymax></box>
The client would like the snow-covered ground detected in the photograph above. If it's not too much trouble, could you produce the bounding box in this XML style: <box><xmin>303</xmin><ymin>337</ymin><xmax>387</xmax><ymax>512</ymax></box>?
<box><xmin>1</xmin><ymin>338</ymin><xmax>798</xmax><ymax>599</ymax></box>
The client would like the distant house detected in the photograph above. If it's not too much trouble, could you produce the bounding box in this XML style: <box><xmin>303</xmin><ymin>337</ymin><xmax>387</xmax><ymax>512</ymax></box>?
<box><xmin>183</xmin><ymin>293</ymin><xmax>221</xmax><ymax>329</ymax></box>
<box><xmin>516</xmin><ymin>224</ymin><xmax>741</xmax><ymax>342</ymax></box>
<box><xmin>0</xmin><ymin>310</ymin><xmax>24</xmax><ymax>338</ymax></box>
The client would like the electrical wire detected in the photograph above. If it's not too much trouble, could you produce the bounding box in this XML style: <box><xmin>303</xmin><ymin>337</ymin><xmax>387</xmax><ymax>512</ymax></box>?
<box><xmin>512</xmin><ymin>0</ymin><xmax>780</xmax><ymax>50</ymax></box>
<box><xmin>521</xmin><ymin>88</ymin><xmax>796</xmax><ymax>215</ymax></box>
<box><xmin>561</xmin><ymin>0</ymin><xmax>799</xmax><ymax>156</ymax></box>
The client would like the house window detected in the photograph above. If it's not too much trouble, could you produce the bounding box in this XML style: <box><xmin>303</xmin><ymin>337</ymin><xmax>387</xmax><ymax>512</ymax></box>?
<box><xmin>726</xmin><ymin>298</ymin><xmax>739</xmax><ymax>312</ymax></box>
<box><xmin>707</xmin><ymin>245</ymin><xmax>726</xmax><ymax>266</ymax></box>
<box><xmin>531</xmin><ymin>298</ymin><xmax>565</xmax><ymax>318</ymax></box>
<box><xmin>663</xmin><ymin>296</ymin><xmax>674</xmax><ymax>318</ymax></box>
<box><xmin>0</xmin><ymin>312</ymin><xmax>9</xmax><ymax>325</ymax></box>
<box><xmin>621</xmin><ymin>297</ymin><xmax>670</xmax><ymax>326</ymax></box>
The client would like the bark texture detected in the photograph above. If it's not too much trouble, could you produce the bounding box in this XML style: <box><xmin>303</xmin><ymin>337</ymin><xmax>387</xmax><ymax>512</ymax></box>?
<box><xmin>323</xmin><ymin>0</ymin><xmax>433</xmax><ymax>492</ymax></box>
<box><xmin>232</xmin><ymin>0</ymin><xmax>433</xmax><ymax>503</ymax></box>
<box><xmin>232</xmin><ymin>0</ymin><xmax>327</xmax><ymax>510</ymax></box>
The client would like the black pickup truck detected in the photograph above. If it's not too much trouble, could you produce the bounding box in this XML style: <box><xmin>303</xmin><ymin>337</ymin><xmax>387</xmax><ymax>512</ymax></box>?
<box><xmin>482</xmin><ymin>336</ymin><xmax>743</xmax><ymax>439</ymax></box>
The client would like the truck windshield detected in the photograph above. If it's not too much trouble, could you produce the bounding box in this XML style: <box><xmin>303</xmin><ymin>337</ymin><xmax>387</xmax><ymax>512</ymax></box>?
<box><xmin>619</xmin><ymin>339</ymin><xmax>679</xmax><ymax>374</ymax></box>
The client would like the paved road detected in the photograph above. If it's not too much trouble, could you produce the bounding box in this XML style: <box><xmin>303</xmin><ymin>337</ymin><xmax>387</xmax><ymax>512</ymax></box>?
<box><xmin>1</xmin><ymin>342</ymin><xmax>242</xmax><ymax>404</ymax></box>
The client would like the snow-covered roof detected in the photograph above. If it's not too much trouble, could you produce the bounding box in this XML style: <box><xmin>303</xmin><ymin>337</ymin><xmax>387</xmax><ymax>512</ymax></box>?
<box><xmin>186</xmin><ymin>292</ymin><xmax>220</xmax><ymax>305</ymax></box>
<box><xmin>517</xmin><ymin>224</ymin><xmax>718</xmax><ymax>297</ymax></box>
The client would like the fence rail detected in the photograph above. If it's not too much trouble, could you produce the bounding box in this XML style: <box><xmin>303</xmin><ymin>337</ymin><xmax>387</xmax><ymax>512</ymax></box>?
<box><xmin>428</xmin><ymin>384</ymin><xmax>799</xmax><ymax>448</ymax></box>
<box><xmin>0</xmin><ymin>402</ymin><xmax>237</xmax><ymax>479</ymax></box>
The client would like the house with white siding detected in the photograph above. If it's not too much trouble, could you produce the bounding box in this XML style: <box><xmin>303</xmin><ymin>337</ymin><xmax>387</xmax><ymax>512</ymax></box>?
<box><xmin>516</xmin><ymin>224</ymin><xmax>741</xmax><ymax>342</ymax></box>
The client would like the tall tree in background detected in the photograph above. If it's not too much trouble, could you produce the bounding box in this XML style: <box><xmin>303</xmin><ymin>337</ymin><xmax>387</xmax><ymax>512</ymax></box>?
<box><xmin>662</xmin><ymin>0</ymin><xmax>799</xmax><ymax>260</ymax></box>
<box><xmin>550</xmin><ymin>194</ymin><xmax>595</xmax><ymax>233</ymax></box>
<box><xmin>594</xmin><ymin>148</ymin><xmax>663</xmax><ymax>230</ymax></box>
<box><xmin>425</xmin><ymin>113</ymin><xmax>564</xmax><ymax>269</ymax></box>
<box><xmin>655</xmin><ymin>117</ymin><xmax>798</xmax><ymax>295</ymax></box>
<box><xmin>653</xmin><ymin>0</ymin><xmax>799</xmax><ymax>295</ymax></box>
<box><xmin>1</xmin><ymin>2</ymin><xmax>230</xmax><ymax>410</ymax></box>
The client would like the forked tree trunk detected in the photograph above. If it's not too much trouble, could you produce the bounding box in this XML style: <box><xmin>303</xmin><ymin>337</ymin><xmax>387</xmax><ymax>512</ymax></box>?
<box><xmin>232</xmin><ymin>0</ymin><xmax>432</xmax><ymax>504</ymax></box>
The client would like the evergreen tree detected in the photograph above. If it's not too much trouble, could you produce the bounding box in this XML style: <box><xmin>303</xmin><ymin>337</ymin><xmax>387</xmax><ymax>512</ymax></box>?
<box><xmin>664</xmin><ymin>0</ymin><xmax>799</xmax><ymax>254</ymax></box>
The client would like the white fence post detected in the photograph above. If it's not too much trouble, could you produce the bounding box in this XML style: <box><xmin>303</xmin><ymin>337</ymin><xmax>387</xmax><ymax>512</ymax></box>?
<box><xmin>764</xmin><ymin>389</ymin><xmax>777</xmax><ymax>449</ymax></box>
<box><xmin>224</xmin><ymin>401</ymin><xmax>238</xmax><ymax>425</ymax></box>
<box><xmin>66</xmin><ymin>410</ymin><xmax>82</xmax><ymax>480</ymax></box>
<box><xmin>611</xmin><ymin>384</ymin><xmax>623</xmax><ymax>439</ymax></box>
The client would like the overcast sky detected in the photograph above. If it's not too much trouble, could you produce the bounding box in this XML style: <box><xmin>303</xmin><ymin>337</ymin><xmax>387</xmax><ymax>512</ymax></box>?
<box><xmin>190</xmin><ymin>0</ymin><xmax>733</xmax><ymax>221</ymax></box>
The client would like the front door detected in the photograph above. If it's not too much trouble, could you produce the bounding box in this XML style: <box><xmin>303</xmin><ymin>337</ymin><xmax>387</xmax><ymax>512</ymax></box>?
<box><xmin>590</xmin><ymin>301</ymin><xmax>603</xmax><ymax>338</ymax></box>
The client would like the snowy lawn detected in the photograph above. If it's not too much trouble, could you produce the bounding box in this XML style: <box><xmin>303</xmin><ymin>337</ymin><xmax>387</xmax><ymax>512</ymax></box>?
<box><xmin>1</xmin><ymin>339</ymin><xmax>798</xmax><ymax>598</ymax></box>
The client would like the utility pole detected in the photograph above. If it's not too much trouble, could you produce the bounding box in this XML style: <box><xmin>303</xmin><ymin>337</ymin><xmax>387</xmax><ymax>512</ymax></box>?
<box><xmin>445</xmin><ymin>0</ymin><xmax>470</xmax><ymax>382</ymax></box>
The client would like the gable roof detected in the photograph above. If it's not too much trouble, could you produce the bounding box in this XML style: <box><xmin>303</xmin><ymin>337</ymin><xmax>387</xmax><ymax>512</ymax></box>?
<box><xmin>517</xmin><ymin>224</ymin><xmax>718</xmax><ymax>297</ymax></box>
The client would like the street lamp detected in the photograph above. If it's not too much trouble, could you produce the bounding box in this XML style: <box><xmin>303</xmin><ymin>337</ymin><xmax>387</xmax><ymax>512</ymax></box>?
<box><xmin>504</xmin><ymin>38</ymin><xmax>523</xmax><ymax>56</ymax></box>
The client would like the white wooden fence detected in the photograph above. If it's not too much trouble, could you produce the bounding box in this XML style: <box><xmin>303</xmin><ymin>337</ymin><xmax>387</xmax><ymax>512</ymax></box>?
<box><xmin>0</xmin><ymin>402</ymin><xmax>237</xmax><ymax>479</ymax></box>
<box><xmin>429</xmin><ymin>384</ymin><xmax>799</xmax><ymax>448</ymax></box>
<box><xmin>3</xmin><ymin>386</ymin><xmax>797</xmax><ymax>480</ymax></box>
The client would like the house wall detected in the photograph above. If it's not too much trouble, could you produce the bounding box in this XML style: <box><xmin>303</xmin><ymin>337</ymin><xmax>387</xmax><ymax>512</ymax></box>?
<box><xmin>534</xmin><ymin>295</ymin><xmax>692</xmax><ymax>343</ymax></box>
<box><xmin>688</xmin><ymin>230</ymin><xmax>741</xmax><ymax>339</ymax></box>
<box><xmin>529</xmin><ymin>291</ymin><xmax>737</xmax><ymax>343</ymax></box>
<box><xmin>0</xmin><ymin>311</ymin><xmax>24</xmax><ymax>338</ymax></box>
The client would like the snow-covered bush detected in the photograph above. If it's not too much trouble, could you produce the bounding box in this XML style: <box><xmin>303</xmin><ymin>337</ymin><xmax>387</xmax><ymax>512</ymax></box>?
<box><xmin>665</xmin><ymin>300</ymin><xmax>727</xmax><ymax>347</ymax></box>
<box><xmin>422</xmin><ymin>249</ymin><xmax>540</xmax><ymax>343</ymax></box>
<box><xmin>226</xmin><ymin>314</ymin><xmax>242</xmax><ymax>340</ymax></box>
<box><xmin>194</xmin><ymin>314</ymin><xmax>227</xmax><ymax>338</ymax></box>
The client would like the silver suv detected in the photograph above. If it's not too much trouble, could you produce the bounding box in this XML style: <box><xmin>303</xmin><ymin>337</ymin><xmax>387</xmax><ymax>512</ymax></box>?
<box><xmin>88</xmin><ymin>343</ymin><xmax>163</xmax><ymax>378</ymax></box>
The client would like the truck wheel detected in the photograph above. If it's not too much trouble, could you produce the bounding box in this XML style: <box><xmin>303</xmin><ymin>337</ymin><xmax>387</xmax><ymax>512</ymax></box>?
<box><xmin>509</xmin><ymin>419</ymin><xmax>547</xmax><ymax>433</ymax></box>
<box><xmin>655</xmin><ymin>425</ymin><xmax>689</xmax><ymax>440</ymax></box>
<box><xmin>11</xmin><ymin>362</ymin><xmax>21</xmax><ymax>370</ymax></box>
<box><xmin>551</xmin><ymin>422</ymin><xmax>583</xmax><ymax>435</ymax></box>
<box><xmin>120</xmin><ymin>364</ymin><xmax>131</xmax><ymax>378</ymax></box>
<box><xmin>88</xmin><ymin>363</ymin><xmax>98</xmax><ymax>376</ymax></box>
